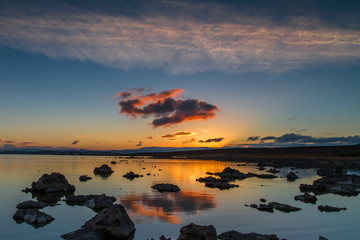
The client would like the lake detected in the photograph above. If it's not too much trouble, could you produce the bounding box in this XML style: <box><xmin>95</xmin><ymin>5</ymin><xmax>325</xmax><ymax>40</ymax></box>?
<box><xmin>0</xmin><ymin>154</ymin><xmax>359</xmax><ymax>240</ymax></box>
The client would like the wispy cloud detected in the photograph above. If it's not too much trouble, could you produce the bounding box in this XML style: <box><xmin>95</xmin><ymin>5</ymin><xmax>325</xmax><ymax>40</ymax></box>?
<box><xmin>247</xmin><ymin>136</ymin><xmax>260</xmax><ymax>142</ymax></box>
<box><xmin>146</xmin><ymin>136</ymin><xmax>153</xmax><ymax>140</ymax></box>
<box><xmin>136</xmin><ymin>141</ymin><xmax>142</xmax><ymax>147</ymax></box>
<box><xmin>20</xmin><ymin>142</ymin><xmax>36</xmax><ymax>146</ymax></box>
<box><xmin>162</xmin><ymin>131</ymin><xmax>195</xmax><ymax>138</ymax></box>
<box><xmin>1</xmin><ymin>2</ymin><xmax>359</xmax><ymax>74</ymax></box>
<box><xmin>199</xmin><ymin>137</ymin><xmax>224</xmax><ymax>143</ymax></box>
<box><xmin>182</xmin><ymin>138</ymin><xmax>196</xmax><ymax>144</ymax></box>
<box><xmin>71</xmin><ymin>140</ymin><xmax>80</xmax><ymax>145</ymax></box>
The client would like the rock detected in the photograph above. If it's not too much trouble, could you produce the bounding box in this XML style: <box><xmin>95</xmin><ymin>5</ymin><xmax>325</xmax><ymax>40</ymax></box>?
<box><xmin>29</xmin><ymin>172</ymin><xmax>75</xmax><ymax>193</ymax></box>
<box><xmin>257</xmin><ymin>174</ymin><xmax>277</xmax><ymax>179</ymax></box>
<box><xmin>257</xmin><ymin>204</ymin><xmax>274</xmax><ymax>213</ymax></box>
<box><xmin>210</xmin><ymin>167</ymin><xmax>257</xmax><ymax>180</ymax></box>
<box><xmin>79</xmin><ymin>175</ymin><xmax>92</xmax><ymax>182</ymax></box>
<box><xmin>177</xmin><ymin>223</ymin><xmax>217</xmax><ymax>240</ymax></box>
<box><xmin>267</xmin><ymin>168</ymin><xmax>280</xmax><ymax>174</ymax></box>
<box><xmin>65</xmin><ymin>194</ymin><xmax>116</xmax><ymax>211</ymax></box>
<box><xmin>318</xmin><ymin>205</ymin><xmax>346</xmax><ymax>212</ymax></box>
<box><xmin>123</xmin><ymin>171</ymin><xmax>143</xmax><ymax>180</ymax></box>
<box><xmin>260</xmin><ymin>198</ymin><xmax>267</xmax><ymax>203</ymax></box>
<box><xmin>93</xmin><ymin>164</ymin><xmax>113</xmax><ymax>177</ymax></box>
<box><xmin>16</xmin><ymin>200</ymin><xmax>47</xmax><ymax>209</ymax></box>
<box><xmin>294</xmin><ymin>193</ymin><xmax>317</xmax><ymax>204</ymax></box>
<box><xmin>62</xmin><ymin>204</ymin><xmax>135</xmax><ymax>239</ymax></box>
<box><xmin>286</xmin><ymin>172</ymin><xmax>299</xmax><ymax>181</ymax></box>
<box><xmin>268</xmin><ymin>202</ymin><xmax>301</xmax><ymax>213</ymax></box>
<box><xmin>196</xmin><ymin>176</ymin><xmax>229</xmax><ymax>183</ymax></box>
<box><xmin>218</xmin><ymin>230</ymin><xmax>279</xmax><ymax>240</ymax></box>
<box><xmin>250</xmin><ymin>204</ymin><xmax>258</xmax><ymax>208</ymax></box>
<box><xmin>159</xmin><ymin>235</ymin><xmax>171</xmax><ymax>240</ymax></box>
<box><xmin>204</xmin><ymin>181</ymin><xmax>239</xmax><ymax>190</ymax></box>
<box><xmin>13</xmin><ymin>208</ymin><xmax>54</xmax><ymax>228</ymax></box>
<box><xmin>152</xmin><ymin>183</ymin><xmax>180</xmax><ymax>192</ymax></box>
<box><xmin>319</xmin><ymin>236</ymin><xmax>329</xmax><ymax>240</ymax></box>
<box><xmin>110</xmin><ymin>161</ymin><xmax>117</xmax><ymax>164</ymax></box>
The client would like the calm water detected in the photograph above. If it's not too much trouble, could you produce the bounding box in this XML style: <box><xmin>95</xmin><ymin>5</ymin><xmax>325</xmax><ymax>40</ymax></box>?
<box><xmin>0</xmin><ymin>154</ymin><xmax>359</xmax><ymax>240</ymax></box>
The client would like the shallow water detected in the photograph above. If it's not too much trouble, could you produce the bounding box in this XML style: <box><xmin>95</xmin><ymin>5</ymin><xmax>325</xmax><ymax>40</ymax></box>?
<box><xmin>0</xmin><ymin>154</ymin><xmax>359</xmax><ymax>240</ymax></box>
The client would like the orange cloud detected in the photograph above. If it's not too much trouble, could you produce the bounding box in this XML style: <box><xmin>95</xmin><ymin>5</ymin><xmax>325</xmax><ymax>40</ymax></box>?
<box><xmin>162</xmin><ymin>131</ymin><xmax>195</xmax><ymax>138</ymax></box>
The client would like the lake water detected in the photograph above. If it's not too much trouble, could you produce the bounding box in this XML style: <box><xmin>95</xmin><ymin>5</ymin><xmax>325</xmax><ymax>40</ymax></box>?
<box><xmin>0</xmin><ymin>154</ymin><xmax>359</xmax><ymax>240</ymax></box>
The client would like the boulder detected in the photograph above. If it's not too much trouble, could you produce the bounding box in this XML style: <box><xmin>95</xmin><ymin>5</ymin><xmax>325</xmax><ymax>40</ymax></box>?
<box><xmin>123</xmin><ymin>171</ymin><xmax>143</xmax><ymax>180</ymax></box>
<box><xmin>318</xmin><ymin>205</ymin><xmax>346</xmax><ymax>212</ymax></box>
<box><xmin>177</xmin><ymin>223</ymin><xmax>217</xmax><ymax>240</ymax></box>
<box><xmin>268</xmin><ymin>202</ymin><xmax>301</xmax><ymax>213</ymax></box>
<box><xmin>13</xmin><ymin>208</ymin><xmax>54</xmax><ymax>228</ymax></box>
<box><xmin>152</xmin><ymin>183</ymin><xmax>180</xmax><ymax>192</ymax></box>
<box><xmin>294</xmin><ymin>193</ymin><xmax>317</xmax><ymax>204</ymax></box>
<box><xmin>257</xmin><ymin>204</ymin><xmax>274</xmax><ymax>213</ymax></box>
<box><xmin>93</xmin><ymin>164</ymin><xmax>114</xmax><ymax>177</ymax></box>
<box><xmin>62</xmin><ymin>204</ymin><xmax>135</xmax><ymax>239</ymax></box>
<box><xmin>79</xmin><ymin>175</ymin><xmax>92</xmax><ymax>182</ymax></box>
<box><xmin>218</xmin><ymin>230</ymin><xmax>279</xmax><ymax>240</ymax></box>
<box><xmin>29</xmin><ymin>172</ymin><xmax>75</xmax><ymax>193</ymax></box>
<box><xmin>286</xmin><ymin>172</ymin><xmax>299</xmax><ymax>181</ymax></box>
<box><xmin>16</xmin><ymin>200</ymin><xmax>47</xmax><ymax>209</ymax></box>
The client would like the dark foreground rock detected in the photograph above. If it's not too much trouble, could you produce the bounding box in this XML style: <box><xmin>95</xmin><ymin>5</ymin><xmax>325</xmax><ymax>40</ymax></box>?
<box><xmin>123</xmin><ymin>171</ymin><xmax>143</xmax><ymax>180</ymax></box>
<box><xmin>61</xmin><ymin>204</ymin><xmax>135</xmax><ymax>240</ymax></box>
<box><xmin>93</xmin><ymin>164</ymin><xmax>114</xmax><ymax>177</ymax></box>
<box><xmin>218</xmin><ymin>230</ymin><xmax>279</xmax><ymax>240</ymax></box>
<box><xmin>28</xmin><ymin>172</ymin><xmax>75</xmax><ymax>194</ymax></box>
<box><xmin>13</xmin><ymin>208</ymin><xmax>54</xmax><ymax>228</ymax></box>
<box><xmin>177</xmin><ymin>223</ymin><xmax>217</xmax><ymax>240</ymax></box>
<box><xmin>152</xmin><ymin>183</ymin><xmax>180</xmax><ymax>192</ymax></box>
<box><xmin>294</xmin><ymin>193</ymin><xmax>317</xmax><ymax>204</ymax></box>
<box><xmin>286</xmin><ymin>172</ymin><xmax>299</xmax><ymax>181</ymax></box>
<box><xmin>79</xmin><ymin>175</ymin><xmax>92</xmax><ymax>182</ymax></box>
<box><xmin>65</xmin><ymin>194</ymin><xmax>116</xmax><ymax>211</ymax></box>
<box><xmin>16</xmin><ymin>200</ymin><xmax>47</xmax><ymax>209</ymax></box>
<box><xmin>318</xmin><ymin>205</ymin><xmax>347</xmax><ymax>212</ymax></box>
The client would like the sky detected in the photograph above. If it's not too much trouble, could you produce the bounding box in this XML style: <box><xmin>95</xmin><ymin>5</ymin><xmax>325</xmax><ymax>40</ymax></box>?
<box><xmin>1</xmin><ymin>0</ymin><xmax>360</xmax><ymax>150</ymax></box>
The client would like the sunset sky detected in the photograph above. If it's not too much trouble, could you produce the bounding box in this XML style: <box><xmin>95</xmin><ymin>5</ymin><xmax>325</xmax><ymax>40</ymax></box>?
<box><xmin>1</xmin><ymin>0</ymin><xmax>360</xmax><ymax>150</ymax></box>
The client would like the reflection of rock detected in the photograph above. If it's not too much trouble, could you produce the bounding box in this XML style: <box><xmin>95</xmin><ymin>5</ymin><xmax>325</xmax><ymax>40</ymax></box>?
<box><xmin>152</xmin><ymin>183</ymin><xmax>180</xmax><ymax>192</ymax></box>
<box><xmin>204</xmin><ymin>182</ymin><xmax>239</xmax><ymax>190</ymax></box>
<box><xmin>16</xmin><ymin>200</ymin><xmax>47</xmax><ymax>209</ymax></box>
<box><xmin>294</xmin><ymin>193</ymin><xmax>317</xmax><ymax>204</ymax></box>
<box><xmin>123</xmin><ymin>171</ymin><xmax>143</xmax><ymax>180</ymax></box>
<box><xmin>287</xmin><ymin>171</ymin><xmax>299</xmax><ymax>181</ymax></box>
<box><xmin>257</xmin><ymin>174</ymin><xmax>277</xmax><ymax>179</ymax></box>
<box><xmin>13</xmin><ymin>209</ymin><xmax>54</xmax><ymax>228</ymax></box>
<box><xmin>93</xmin><ymin>164</ymin><xmax>114</xmax><ymax>177</ymax></box>
<box><xmin>29</xmin><ymin>172</ymin><xmax>76</xmax><ymax>193</ymax></box>
<box><xmin>318</xmin><ymin>205</ymin><xmax>346</xmax><ymax>212</ymax></box>
<box><xmin>196</xmin><ymin>176</ymin><xmax>229</xmax><ymax>183</ymax></box>
<box><xmin>61</xmin><ymin>204</ymin><xmax>135</xmax><ymax>240</ymax></box>
<box><xmin>177</xmin><ymin>223</ymin><xmax>217</xmax><ymax>240</ymax></box>
<box><xmin>65</xmin><ymin>194</ymin><xmax>116</xmax><ymax>211</ymax></box>
<box><xmin>79</xmin><ymin>175</ymin><xmax>92</xmax><ymax>182</ymax></box>
<box><xmin>218</xmin><ymin>230</ymin><xmax>279</xmax><ymax>240</ymax></box>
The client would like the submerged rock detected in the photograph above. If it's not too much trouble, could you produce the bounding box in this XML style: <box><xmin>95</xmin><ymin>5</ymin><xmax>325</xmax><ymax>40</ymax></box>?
<box><xmin>13</xmin><ymin>208</ymin><xmax>54</xmax><ymax>228</ymax></box>
<box><xmin>152</xmin><ymin>183</ymin><xmax>180</xmax><ymax>192</ymax></box>
<box><xmin>93</xmin><ymin>164</ymin><xmax>114</xmax><ymax>177</ymax></box>
<box><xmin>177</xmin><ymin>223</ymin><xmax>217</xmax><ymax>240</ymax></box>
<box><xmin>79</xmin><ymin>175</ymin><xmax>92</xmax><ymax>182</ymax></box>
<box><xmin>16</xmin><ymin>200</ymin><xmax>47</xmax><ymax>209</ymax></box>
<box><xmin>287</xmin><ymin>172</ymin><xmax>299</xmax><ymax>181</ymax></box>
<box><xmin>218</xmin><ymin>230</ymin><xmax>279</xmax><ymax>240</ymax></box>
<box><xmin>294</xmin><ymin>193</ymin><xmax>317</xmax><ymax>204</ymax></box>
<box><xmin>62</xmin><ymin>204</ymin><xmax>135</xmax><ymax>239</ymax></box>
<box><xmin>123</xmin><ymin>171</ymin><xmax>143</xmax><ymax>180</ymax></box>
<box><xmin>318</xmin><ymin>205</ymin><xmax>347</xmax><ymax>212</ymax></box>
<box><xmin>29</xmin><ymin>172</ymin><xmax>75</xmax><ymax>194</ymax></box>
<box><xmin>65</xmin><ymin>194</ymin><xmax>116</xmax><ymax>211</ymax></box>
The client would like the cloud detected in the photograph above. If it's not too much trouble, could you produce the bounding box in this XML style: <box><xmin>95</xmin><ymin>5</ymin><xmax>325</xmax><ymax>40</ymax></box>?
<box><xmin>247</xmin><ymin>136</ymin><xmax>260</xmax><ymax>141</ymax></box>
<box><xmin>182</xmin><ymin>138</ymin><xmax>196</xmax><ymax>144</ymax></box>
<box><xmin>1</xmin><ymin>1</ymin><xmax>360</xmax><ymax>74</ymax></box>
<box><xmin>162</xmin><ymin>131</ymin><xmax>195</xmax><ymax>138</ymax></box>
<box><xmin>117</xmin><ymin>89</ymin><xmax>218</xmax><ymax>127</ymax></box>
<box><xmin>136</xmin><ymin>141</ymin><xmax>142</xmax><ymax>147</ymax></box>
<box><xmin>20</xmin><ymin>142</ymin><xmax>36</xmax><ymax>146</ymax></box>
<box><xmin>290</xmin><ymin>128</ymin><xmax>306</xmax><ymax>133</ymax></box>
<box><xmin>199</xmin><ymin>137</ymin><xmax>224</xmax><ymax>143</ymax></box>
<box><xmin>3</xmin><ymin>144</ymin><xmax>17</xmax><ymax>149</ymax></box>
<box><xmin>146</xmin><ymin>136</ymin><xmax>153</xmax><ymax>140</ymax></box>
<box><xmin>128</xmin><ymin>140</ymin><xmax>133</xmax><ymax>142</ymax></box>
<box><xmin>71</xmin><ymin>140</ymin><xmax>80</xmax><ymax>145</ymax></box>
<box><xmin>288</xmin><ymin>117</ymin><xmax>296</xmax><ymax>121</ymax></box>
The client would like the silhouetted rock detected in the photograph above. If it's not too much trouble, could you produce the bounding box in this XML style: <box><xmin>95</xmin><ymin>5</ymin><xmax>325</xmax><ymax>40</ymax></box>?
<box><xmin>250</xmin><ymin>204</ymin><xmax>257</xmax><ymax>208</ymax></box>
<box><xmin>286</xmin><ymin>172</ymin><xmax>299</xmax><ymax>181</ymax></box>
<box><xmin>318</xmin><ymin>205</ymin><xmax>346</xmax><ymax>212</ymax></box>
<box><xmin>93</xmin><ymin>164</ymin><xmax>113</xmax><ymax>177</ymax></box>
<box><xmin>29</xmin><ymin>172</ymin><xmax>75</xmax><ymax>194</ymax></box>
<box><xmin>62</xmin><ymin>204</ymin><xmax>135</xmax><ymax>239</ymax></box>
<box><xmin>196</xmin><ymin>176</ymin><xmax>229</xmax><ymax>183</ymax></box>
<box><xmin>13</xmin><ymin>208</ymin><xmax>54</xmax><ymax>228</ymax></box>
<box><xmin>204</xmin><ymin>181</ymin><xmax>239</xmax><ymax>190</ymax></box>
<box><xmin>110</xmin><ymin>161</ymin><xmax>117</xmax><ymax>164</ymax></box>
<box><xmin>257</xmin><ymin>204</ymin><xmax>274</xmax><ymax>213</ymax></box>
<box><xmin>79</xmin><ymin>175</ymin><xmax>92</xmax><ymax>182</ymax></box>
<box><xmin>16</xmin><ymin>200</ymin><xmax>47</xmax><ymax>209</ymax></box>
<box><xmin>159</xmin><ymin>235</ymin><xmax>171</xmax><ymax>240</ymax></box>
<box><xmin>152</xmin><ymin>183</ymin><xmax>180</xmax><ymax>192</ymax></box>
<box><xmin>123</xmin><ymin>171</ymin><xmax>143</xmax><ymax>180</ymax></box>
<box><xmin>294</xmin><ymin>193</ymin><xmax>317</xmax><ymax>204</ymax></box>
<box><xmin>177</xmin><ymin>223</ymin><xmax>217</xmax><ymax>240</ymax></box>
<box><xmin>218</xmin><ymin>230</ymin><xmax>279</xmax><ymax>240</ymax></box>
<box><xmin>268</xmin><ymin>202</ymin><xmax>301</xmax><ymax>213</ymax></box>
<box><xmin>211</xmin><ymin>167</ymin><xmax>257</xmax><ymax>180</ymax></box>
<box><xmin>260</xmin><ymin>198</ymin><xmax>267</xmax><ymax>203</ymax></box>
<box><xmin>65</xmin><ymin>194</ymin><xmax>116</xmax><ymax>211</ymax></box>
<box><xmin>319</xmin><ymin>236</ymin><xmax>329</xmax><ymax>240</ymax></box>
<box><xmin>267</xmin><ymin>168</ymin><xmax>280</xmax><ymax>174</ymax></box>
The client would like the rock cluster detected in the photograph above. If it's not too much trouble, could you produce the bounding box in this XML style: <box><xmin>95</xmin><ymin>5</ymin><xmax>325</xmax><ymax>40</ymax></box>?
<box><xmin>93</xmin><ymin>164</ymin><xmax>114</xmax><ymax>177</ymax></box>
<box><xmin>248</xmin><ymin>201</ymin><xmax>301</xmax><ymax>213</ymax></box>
<box><xmin>294</xmin><ymin>193</ymin><xmax>317</xmax><ymax>204</ymax></box>
<box><xmin>27</xmin><ymin>172</ymin><xmax>76</xmax><ymax>194</ymax></box>
<box><xmin>177</xmin><ymin>223</ymin><xmax>217</xmax><ymax>240</ymax></box>
<box><xmin>218</xmin><ymin>230</ymin><xmax>279</xmax><ymax>240</ymax></box>
<box><xmin>123</xmin><ymin>171</ymin><xmax>143</xmax><ymax>180</ymax></box>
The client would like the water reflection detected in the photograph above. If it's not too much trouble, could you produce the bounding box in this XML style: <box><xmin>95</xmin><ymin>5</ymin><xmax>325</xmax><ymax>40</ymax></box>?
<box><xmin>119</xmin><ymin>191</ymin><xmax>216</xmax><ymax>224</ymax></box>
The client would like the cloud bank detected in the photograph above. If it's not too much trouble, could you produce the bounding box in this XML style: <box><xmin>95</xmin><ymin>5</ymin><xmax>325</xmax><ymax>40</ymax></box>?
<box><xmin>199</xmin><ymin>137</ymin><xmax>224</xmax><ymax>143</ymax></box>
<box><xmin>1</xmin><ymin>1</ymin><xmax>360</xmax><ymax>74</ymax></box>
<box><xmin>116</xmin><ymin>88</ymin><xmax>218</xmax><ymax>127</ymax></box>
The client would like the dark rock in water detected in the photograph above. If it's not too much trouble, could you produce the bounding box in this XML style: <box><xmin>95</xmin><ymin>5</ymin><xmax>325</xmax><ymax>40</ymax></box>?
<box><xmin>13</xmin><ymin>208</ymin><xmax>54</xmax><ymax>228</ymax></box>
<box><xmin>16</xmin><ymin>200</ymin><xmax>47</xmax><ymax>209</ymax></box>
<box><xmin>65</xmin><ymin>194</ymin><xmax>116</xmax><ymax>211</ymax></box>
<box><xmin>250</xmin><ymin>204</ymin><xmax>258</xmax><ymax>208</ymax></box>
<box><xmin>110</xmin><ymin>161</ymin><xmax>117</xmax><ymax>165</ymax></box>
<box><xmin>319</xmin><ymin>236</ymin><xmax>329</xmax><ymax>240</ymax></box>
<box><xmin>152</xmin><ymin>183</ymin><xmax>180</xmax><ymax>192</ymax></box>
<box><xmin>317</xmin><ymin>164</ymin><xmax>346</xmax><ymax>177</ymax></box>
<box><xmin>218</xmin><ymin>230</ymin><xmax>279</xmax><ymax>240</ymax></box>
<box><xmin>79</xmin><ymin>175</ymin><xmax>92</xmax><ymax>182</ymax></box>
<box><xmin>318</xmin><ymin>205</ymin><xmax>346</xmax><ymax>212</ymax></box>
<box><xmin>286</xmin><ymin>172</ymin><xmax>299</xmax><ymax>181</ymax></box>
<box><xmin>267</xmin><ymin>168</ymin><xmax>280</xmax><ymax>174</ymax></box>
<box><xmin>159</xmin><ymin>235</ymin><xmax>171</xmax><ymax>240</ymax></box>
<box><xmin>210</xmin><ymin>167</ymin><xmax>257</xmax><ymax>180</ymax></box>
<box><xmin>177</xmin><ymin>223</ymin><xmax>217</xmax><ymax>240</ymax></box>
<box><xmin>146</xmin><ymin>173</ymin><xmax>151</xmax><ymax>176</ymax></box>
<box><xmin>204</xmin><ymin>181</ymin><xmax>239</xmax><ymax>190</ymax></box>
<box><xmin>123</xmin><ymin>171</ymin><xmax>143</xmax><ymax>180</ymax></box>
<box><xmin>62</xmin><ymin>204</ymin><xmax>135</xmax><ymax>239</ymax></box>
<box><xmin>257</xmin><ymin>204</ymin><xmax>274</xmax><ymax>213</ymax></box>
<box><xmin>260</xmin><ymin>198</ymin><xmax>267</xmax><ymax>203</ymax></box>
<box><xmin>29</xmin><ymin>172</ymin><xmax>75</xmax><ymax>194</ymax></box>
<box><xmin>294</xmin><ymin>193</ymin><xmax>317</xmax><ymax>204</ymax></box>
<box><xmin>257</xmin><ymin>174</ymin><xmax>278</xmax><ymax>179</ymax></box>
<box><xmin>93</xmin><ymin>164</ymin><xmax>114</xmax><ymax>177</ymax></box>
<box><xmin>268</xmin><ymin>202</ymin><xmax>301</xmax><ymax>213</ymax></box>
<box><xmin>196</xmin><ymin>176</ymin><xmax>229</xmax><ymax>183</ymax></box>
